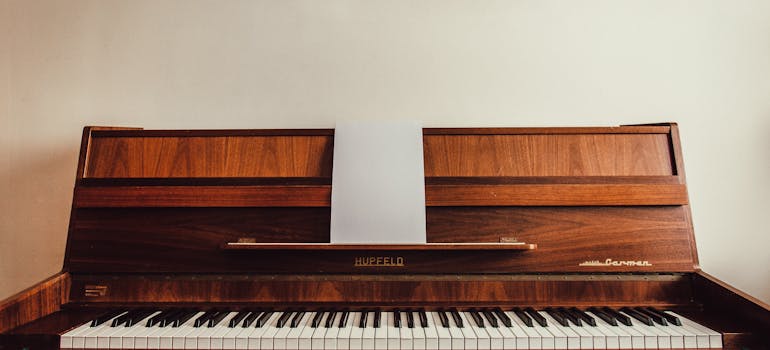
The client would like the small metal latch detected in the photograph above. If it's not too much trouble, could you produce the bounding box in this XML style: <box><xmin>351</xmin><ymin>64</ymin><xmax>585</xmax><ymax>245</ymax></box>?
<box><xmin>84</xmin><ymin>285</ymin><xmax>108</xmax><ymax>297</ymax></box>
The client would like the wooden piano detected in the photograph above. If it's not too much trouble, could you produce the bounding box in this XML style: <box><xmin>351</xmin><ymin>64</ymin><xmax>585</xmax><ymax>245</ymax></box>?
<box><xmin>1</xmin><ymin>123</ymin><xmax>769</xmax><ymax>349</ymax></box>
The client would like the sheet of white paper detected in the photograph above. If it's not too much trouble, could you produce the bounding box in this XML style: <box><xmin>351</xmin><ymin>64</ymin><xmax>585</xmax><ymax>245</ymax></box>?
<box><xmin>330</xmin><ymin>120</ymin><xmax>427</xmax><ymax>244</ymax></box>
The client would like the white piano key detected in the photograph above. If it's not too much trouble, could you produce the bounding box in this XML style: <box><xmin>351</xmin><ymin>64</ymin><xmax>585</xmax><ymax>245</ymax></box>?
<box><xmin>399</xmin><ymin>314</ymin><xmax>414</xmax><ymax>350</ymax></box>
<box><xmin>96</xmin><ymin>321</ymin><xmax>127</xmax><ymax>348</ymax></box>
<box><xmin>361</xmin><ymin>312</ymin><xmax>376</xmax><ymax>350</ymax></box>
<box><xmin>618</xmin><ymin>311</ymin><xmax>660</xmax><ymax>349</ymax></box>
<box><xmin>614</xmin><ymin>318</ymin><xmax>646</xmax><ymax>349</ymax></box>
<box><xmin>193</xmin><ymin>312</ymin><xmax>232</xmax><ymax>349</ymax></box>
<box><xmin>299</xmin><ymin>312</ymin><xmax>318</xmax><ymax>350</ymax></box>
<box><xmin>325</xmin><ymin>314</ymin><xmax>341</xmax><ymax>350</ymax></box>
<box><xmin>261</xmin><ymin>312</ymin><xmax>285</xmax><ymax>350</ymax></box>
<box><xmin>430</xmin><ymin>312</ymin><xmax>456</xmax><ymax>350</ymax></box>
<box><xmin>649</xmin><ymin>320</ymin><xmax>685</xmax><ymax>349</ymax></box>
<box><xmin>666</xmin><ymin>311</ymin><xmax>723</xmax><ymax>348</ymax></box>
<box><xmin>169</xmin><ymin>312</ymin><xmax>205</xmax><ymax>349</ymax></box>
<box><xmin>312</xmin><ymin>312</ymin><xmax>330</xmax><ymax>350</ymax></box>
<box><xmin>208</xmin><ymin>312</ymin><xmax>240</xmax><ymax>349</ymax></box>
<box><xmin>107</xmin><ymin>320</ymin><xmax>147</xmax><ymax>349</ymax></box>
<box><xmin>286</xmin><ymin>312</ymin><xmax>310</xmax><ymax>350</ymax></box>
<box><xmin>462</xmin><ymin>312</ymin><xmax>490</xmax><ymax>350</ymax></box>
<box><xmin>113</xmin><ymin>311</ymin><xmax>163</xmax><ymax>349</ymax></box>
<box><xmin>349</xmin><ymin>312</ymin><xmax>364</xmax><ymax>350</ymax></box>
<box><xmin>231</xmin><ymin>315</ymin><xmax>259</xmax><ymax>350</ymax></box>
<box><xmin>507</xmin><ymin>311</ymin><xmax>546</xmax><ymax>349</ymax></box>
<box><xmin>456</xmin><ymin>312</ymin><xmax>478</xmax><ymax>350</ymax></box>
<box><xmin>139</xmin><ymin>317</ymin><xmax>173</xmax><ymax>349</ymax></box>
<box><xmin>60</xmin><ymin>320</ymin><xmax>94</xmax><ymax>348</ymax></box>
<box><xmin>586</xmin><ymin>312</ymin><xmax>625</xmax><ymax>349</ymax></box>
<box><xmin>248</xmin><ymin>312</ymin><xmax>280</xmax><ymax>349</ymax></box>
<box><xmin>384</xmin><ymin>312</ymin><xmax>399</xmax><ymax>350</ymax></box>
<box><xmin>81</xmin><ymin>313</ymin><xmax>128</xmax><ymax>349</ymax></box>
<box><xmin>538</xmin><ymin>312</ymin><xmax>572</xmax><ymax>349</ymax></box>
<box><xmin>479</xmin><ymin>317</ymin><xmax>503</xmax><ymax>350</ymax></box>
<box><xmin>411</xmin><ymin>316</ymin><xmax>426</xmax><ymax>350</ymax></box>
<box><xmin>422</xmin><ymin>312</ymin><xmax>440</xmax><ymax>350</ymax></box>
<box><xmin>581</xmin><ymin>321</ymin><xmax>608</xmax><ymax>349</ymax></box>
<box><xmin>336</xmin><ymin>312</ymin><xmax>354</xmax><ymax>350</ymax></box>
<box><xmin>492</xmin><ymin>316</ymin><xmax>523</xmax><ymax>350</ymax></box>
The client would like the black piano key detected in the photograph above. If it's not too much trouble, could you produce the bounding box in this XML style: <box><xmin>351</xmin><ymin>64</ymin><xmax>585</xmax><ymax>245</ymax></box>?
<box><xmin>359</xmin><ymin>311</ymin><xmax>368</xmax><ymax>328</ymax></box>
<box><xmin>437</xmin><ymin>311</ymin><xmax>450</xmax><ymax>328</ymax></box>
<box><xmin>587</xmin><ymin>307</ymin><xmax>617</xmax><ymax>326</ymax></box>
<box><xmin>373</xmin><ymin>310</ymin><xmax>382</xmax><ymax>328</ymax></box>
<box><xmin>194</xmin><ymin>310</ymin><xmax>218</xmax><ymax>328</ymax></box>
<box><xmin>545</xmin><ymin>307</ymin><xmax>569</xmax><ymax>327</ymax></box>
<box><xmin>208</xmin><ymin>311</ymin><xmax>230</xmax><ymax>328</ymax></box>
<box><xmin>229</xmin><ymin>311</ymin><xmax>251</xmax><ymax>328</ymax></box>
<box><xmin>525</xmin><ymin>307</ymin><xmax>548</xmax><ymax>327</ymax></box>
<box><xmin>602</xmin><ymin>307</ymin><xmax>632</xmax><ymax>326</ymax></box>
<box><xmin>276</xmin><ymin>311</ymin><xmax>293</xmax><ymax>328</ymax></box>
<box><xmin>111</xmin><ymin>310</ymin><xmax>132</xmax><ymax>327</ymax></box>
<box><xmin>292</xmin><ymin>311</ymin><xmax>306</xmax><ymax>328</ymax></box>
<box><xmin>482</xmin><ymin>310</ymin><xmax>499</xmax><ymax>328</ymax></box>
<box><xmin>634</xmin><ymin>307</ymin><xmax>667</xmax><ymax>326</ymax></box>
<box><xmin>450</xmin><ymin>309</ymin><xmax>464</xmax><ymax>328</ymax></box>
<box><xmin>311</xmin><ymin>311</ymin><xmax>325</xmax><ymax>328</ymax></box>
<box><xmin>242</xmin><ymin>311</ymin><xmax>262</xmax><ymax>328</ymax></box>
<box><xmin>418</xmin><ymin>310</ymin><xmax>428</xmax><ymax>328</ymax></box>
<box><xmin>147</xmin><ymin>309</ymin><xmax>173</xmax><ymax>327</ymax></box>
<box><xmin>174</xmin><ymin>310</ymin><xmax>198</xmax><ymax>327</ymax></box>
<box><xmin>493</xmin><ymin>308</ymin><xmax>512</xmax><ymax>327</ymax></box>
<box><xmin>469</xmin><ymin>310</ymin><xmax>485</xmax><ymax>328</ymax></box>
<box><xmin>125</xmin><ymin>309</ymin><xmax>155</xmax><ymax>327</ymax></box>
<box><xmin>646</xmin><ymin>307</ymin><xmax>682</xmax><ymax>326</ymax></box>
<box><xmin>159</xmin><ymin>309</ymin><xmax>184</xmax><ymax>327</ymax></box>
<box><xmin>569</xmin><ymin>307</ymin><xmax>596</xmax><ymax>326</ymax></box>
<box><xmin>338</xmin><ymin>311</ymin><xmax>349</xmax><ymax>328</ymax></box>
<box><xmin>256</xmin><ymin>311</ymin><xmax>273</xmax><ymax>327</ymax></box>
<box><xmin>620</xmin><ymin>307</ymin><xmax>654</xmax><ymax>326</ymax></box>
<box><xmin>91</xmin><ymin>310</ymin><xmax>124</xmax><ymax>327</ymax></box>
<box><xmin>325</xmin><ymin>311</ymin><xmax>337</xmax><ymax>328</ymax></box>
<box><xmin>557</xmin><ymin>307</ymin><xmax>583</xmax><ymax>326</ymax></box>
<box><xmin>406</xmin><ymin>311</ymin><xmax>415</xmax><ymax>328</ymax></box>
<box><xmin>511</xmin><ymin>307</ymin><xmax>533</xmax><ymax>327</ymax></box>
<box><xmin>393</xmin><ymin>310</ymin><xmax>401</xmax><ymax>328</ymax></box>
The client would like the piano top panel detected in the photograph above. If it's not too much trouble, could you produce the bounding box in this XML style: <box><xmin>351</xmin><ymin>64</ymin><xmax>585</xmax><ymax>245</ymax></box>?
<box><xmin>82</xmin><ymin>125</ymin><xmax>675</xmax><ymax>179</ymax></box>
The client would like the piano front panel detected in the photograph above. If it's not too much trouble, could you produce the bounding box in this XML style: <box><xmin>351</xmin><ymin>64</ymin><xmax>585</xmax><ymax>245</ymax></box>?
<box><xmin>65</xmin><ymin>206</ymin><xmax>694</xmax><ymax>274</ymax></box>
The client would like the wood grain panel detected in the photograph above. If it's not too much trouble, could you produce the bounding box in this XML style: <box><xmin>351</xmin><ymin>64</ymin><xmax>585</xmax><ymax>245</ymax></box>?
<box><xmin>67</xmin><ymin>274</ymin><xmax>691</xmax><ymax>306</ymax></box>
<box><xmin>0</xmin><ymin>273</ymin><xmax>69</xmax><ymax>333</ymax></box>
<box><xmin>423</xmin><ymin>134</ymin><xmax>673</xmax><ymax>176</ymax></box>
<box><xmin>64</xmin><ymin>206</ymin><xmax>696</xmax><ymax>273</ymax></box>
<box><xmin>85</xmin><ymin>135</ymin><xmax>333</xmax><ymax>178</ymax></box>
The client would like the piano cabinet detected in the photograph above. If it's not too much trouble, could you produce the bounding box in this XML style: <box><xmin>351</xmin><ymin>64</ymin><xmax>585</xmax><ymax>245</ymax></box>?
<box><xmin>1</xmin><ymin>124</ymin><xmax>769</xmax><ymax>349</ymax></box>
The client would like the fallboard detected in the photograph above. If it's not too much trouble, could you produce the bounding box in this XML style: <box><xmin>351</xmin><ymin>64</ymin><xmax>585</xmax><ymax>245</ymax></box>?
<box><xmin>64</xmin><ymin>124</ymin><xmax>697</xmax><ymax>274</ymax></box>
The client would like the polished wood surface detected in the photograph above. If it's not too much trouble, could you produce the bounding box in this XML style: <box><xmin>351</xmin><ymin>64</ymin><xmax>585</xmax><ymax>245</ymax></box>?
<box><xmin>2</xmin><ymin>123</ymin><xmax>769</xmax><ymax>350</ymax></box>
<box><xmin>0</xmin><ymin>273</ymin><xmax>70</xmax><ymax>334</ymax></box>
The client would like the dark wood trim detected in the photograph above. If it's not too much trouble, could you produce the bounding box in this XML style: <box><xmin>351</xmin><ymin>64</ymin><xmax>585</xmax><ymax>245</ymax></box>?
<box><xmin>423</xmin><ymin>126</ymin><xmax>671</xmax><ymax>135</ymax></box>
<box><xmin>74</xmin><ymin>185</ymin><xmax>332</xmax><ymax>208</ymax></box>
<box><xmin>693</xmin><ymin>271</ymin><xmax>770</xmax><ymax>345</ymax></box>
<box><xmin>426</xmin><ymin>184</ymin><xmax>689</xmax><ymax>206</ymax></box>
<box><xmin>91</xmin><ymin>128</ymin><xmax>335</xmax><ymax>137</ymax></box>
<box><xmin>74</xmin><ymin>183</ymin><xmax>688</xmax><ymax>208</ymax></box>
<box><xmin>426</xmin><ymin>176</ymin><xmax>683</xmax><ymax>185</ymax></box>
<box><xmin>0</xmin><ymin>273</ymin><xmax>70</xmax><ymax>333</ymax></box>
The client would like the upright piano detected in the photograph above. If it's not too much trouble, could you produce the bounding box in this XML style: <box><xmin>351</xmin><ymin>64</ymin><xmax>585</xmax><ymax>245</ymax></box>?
<box><xmin>1</xmin><ymin>123</ymin><xmax>769</xmax><ymax>349</ymax></box>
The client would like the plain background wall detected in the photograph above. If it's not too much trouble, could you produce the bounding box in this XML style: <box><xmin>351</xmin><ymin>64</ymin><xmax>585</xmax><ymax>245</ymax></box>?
<box><xmin>1</xmin><ymin>0</ymin><xmax>769</xmax><ymax>303</ymax></box>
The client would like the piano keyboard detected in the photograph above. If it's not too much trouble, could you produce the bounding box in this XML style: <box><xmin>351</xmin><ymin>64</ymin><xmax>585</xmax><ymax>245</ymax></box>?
<box><xmin>60</xmin><ymin>307</ymin><xmax>722</xmax><ymax>349</ymax></box>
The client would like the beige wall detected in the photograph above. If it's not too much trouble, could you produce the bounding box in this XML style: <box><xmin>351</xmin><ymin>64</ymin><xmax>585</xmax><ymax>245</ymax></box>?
<box><xmin>2</xmin><ymin>0</ymin><xmax>769</xmax><ymax>304</ymax></box>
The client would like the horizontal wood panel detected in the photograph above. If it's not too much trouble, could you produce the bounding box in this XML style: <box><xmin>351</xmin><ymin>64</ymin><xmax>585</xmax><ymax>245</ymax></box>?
<box><xmin>65</xmin><ymin>206</ymin><xmax>696</xmax><ymax>273</ymax></box>
<box><xmin>74</xmin><ymin>183</ymin><xmax>687</xmax><ymax>207</ymax></box>
<box><xmin>424</xmin><ymin>134</ymin><xmax>674</xmax><ymax>176</ymax></box>
<box><xmin>66</xmin><ymin>274</ymin><xmax>691</xmax><ymax>305</ymax></box>
<box><xmin>85</xmin><ymin>135</ymin><xmax>333</xmax><ymax>178</ymax></box>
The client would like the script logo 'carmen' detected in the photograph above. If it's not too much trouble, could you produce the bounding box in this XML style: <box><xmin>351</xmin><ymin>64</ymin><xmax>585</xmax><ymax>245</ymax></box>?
<box><xmin>579</xmin><ymin>258</ymin><xmax>653</xmax><ymax>267</ymax></box>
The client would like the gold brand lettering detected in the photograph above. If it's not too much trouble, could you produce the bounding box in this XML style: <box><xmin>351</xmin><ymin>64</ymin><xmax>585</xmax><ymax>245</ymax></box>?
<box><xmin>354</xmin><ymin>256</ymin><xmax>405</xmax><ymax>267</ymax></box>
<box><xmin>579</xmin><ymin>258</ymin><xmax>653</xmax><ymax>267</ymax></box>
